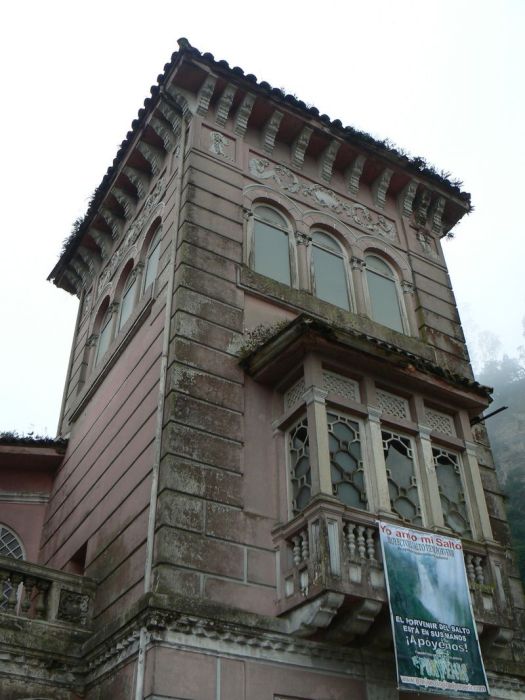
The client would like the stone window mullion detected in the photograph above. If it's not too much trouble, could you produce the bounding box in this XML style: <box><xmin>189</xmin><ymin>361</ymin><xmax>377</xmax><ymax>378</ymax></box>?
<box><xmin>302</xmin><ymin>386</ymin><xmax>332</xmax><ymax>497</ymax></box>
<box><xmin>362</xmin><ymin>407</ymin><xmax>392</xmax><ymax>515</ymax></box>
<box><xmin>416</xmin><ymin>425</ymin><xmax>445</xmax><ymax>529</ymax></box>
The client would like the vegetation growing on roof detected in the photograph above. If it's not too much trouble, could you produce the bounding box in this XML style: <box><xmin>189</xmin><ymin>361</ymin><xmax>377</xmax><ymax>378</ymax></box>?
<box><xmin>0</xmin><ymin>430</ymin><xmax>67</xmax><ymax>448</ymax></box>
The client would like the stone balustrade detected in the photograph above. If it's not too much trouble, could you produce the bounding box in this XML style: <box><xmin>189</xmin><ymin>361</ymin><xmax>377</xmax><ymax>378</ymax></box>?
<box><xmin>274</xmin><ymin>499</ymin><xmax>514</xmax><ymax>645</ymax></box>
<box><xmin>0</xmin><ymin>554</ymin><xmax>96</xmax><ymax>628</ymax></box>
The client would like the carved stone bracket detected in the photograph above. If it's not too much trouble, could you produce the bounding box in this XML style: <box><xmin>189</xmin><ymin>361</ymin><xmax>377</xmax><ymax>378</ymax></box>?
<box><xmin>150</xmin><ymin>115</ymin><xmax>176</xmax><ymax>152</ymax></box>
<box><xmin>89</xmin><ymin>228</ymin><xmax>112</xmax><ymax>260</ymax></box>
<box><xmin>320</xmin><ymin>139</ymin><xmax>340</xmax><ymax>183</ymax></box>
<box><xmin>262</xmin><ymin>110</ymin><xmax>283</xmax><ymax>154</ymax></box>
<box><xmin>215</xmin><ymin>83</ymin><xmax>237</xmax><ymax>126</ymax></box>
<box><xmin>401</xmin><ymin>280</ymin><xmax>415</xmax><ymax>295</ymax></box>
<box><xmin>123</xmin><ymin>166</ymin><xmax>149</xmax><ymax>200</ymax></box>
<box><xmin>371</xmin><ymin>168</ymin><xmax>393</xmax><ymax>209</ymax></box>
<box><xmin>136</xmin><ymin>141</ymin><xmax>164</xmax><ymax>176</ymax></box>
<box><xmin>113</xmin><ymin>187</ymin><xmax>135</xmax><ymax>219</ymax></box>
<box><xmin>234</xmin><ymin>93</ymin><xmax>256</xmax><ymax>137</ymax></box>
<box><xmin>157</xmin><ymin>100</ymin><xmax>182</xmax><ymax>134</ymax></box>
<box><xmin>345</xmin><ymin>154</ymin><xmax>366</xmax><ymax>195</ymax></box>
<box><xmin>429</xmin><ymin>195</ymin><xmax>446</xmax><ymax>234</ymax></box>
<box><xmin>70</xmin><ymin>257</ymin><xmax>90</xmax><ymax>287</ymax></box>
<box><xmin>398</xmin><ymin>179</ymin><xmax>418</xmax><ymax>217</ymax></box>
<box><xmin>100</xmin><ymin>208</ymin><xmax>122</xmax><ymax>240</ymax></box>
<box><xmin>78</xmin><ymin>246</ymin><xmax>101</xmax><ymax>277</ymax></box>
<box><xmin>64</xmin><ymin>268</ymin><xmax>83</xmax><ymax>296</ymax></box>
<box><xmin>415</xmin><ymin>188</ymin><xmax>432</xmax><ymax>227</ymax></box>
<box><xmin>196</xmin><ymin>75</ymin><xmax>217</xmax><ymax>117</ymax></box>
<box><xmin>326</xmin><ymin>598</ymin><xmax>383</xmax><ymax>641</ymax></box>
<box><xmin>249</xmin><ymin>158</ymin><xmax>397</xmax><ymax>241</ymax></box>
<box><xmin>291</xmin><ymin>125</ymin><xmax>313</xmax><ymax>169</ymax></box>
<box><xmin>285</xmin><ymin>591</ymin><xmax>345</xmax><ymax>637</ymax></box>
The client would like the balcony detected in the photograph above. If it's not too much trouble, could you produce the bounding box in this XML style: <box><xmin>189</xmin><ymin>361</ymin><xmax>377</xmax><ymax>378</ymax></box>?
<box><xmin>0</xmin><ymin>554</ymin><xmax>96</xmax><ymax>628</ymax></box>
<box><xmin>273</xmin><ymin>497</ymin><xmax>514</xmax><ymax>646</ymax></box>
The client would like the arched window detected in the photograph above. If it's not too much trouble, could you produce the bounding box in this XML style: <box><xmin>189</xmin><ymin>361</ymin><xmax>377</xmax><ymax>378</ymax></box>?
<box><xmin>95</xmin><ymin>301</ymin><xmax>113</xmax><ymax>366</ymax></box>
<box><xmin>117</xmin><ymin>270</ymin><xmax>138</xmax><ymax>331</ymax></box>
<box><xmin>364</xmin><ymin>255</ymin><xmax>405</xmax><ymax>333</ymax></box>
<box><xmin>143</xmin><ymin>227</ymin><xmax>162</xmax><ymax>291</ymax></box>
<box><xmin>311</xmin><ymin>231</ymin><xmax>351</xmax><ymax>311</ymax></box>
<box><xmin>252</xmin><ymin>205</ymin><xmax>293</xmax><ymax>286</ymax></box>
<box><xmin>0</xmin><ymin>525</ymin><xmax>24</xmax><ymax>559</ymax></box>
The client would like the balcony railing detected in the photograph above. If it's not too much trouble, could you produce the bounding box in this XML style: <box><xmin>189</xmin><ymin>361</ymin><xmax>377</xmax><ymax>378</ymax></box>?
<box><xmin>273</xmin><ymin>497</ymin><xmax>514</xmax><ymax>643</ymax></box>
<box><xmin>0</xmin><ymin>554</ymin><xmax>96</xmax><ymax>629</ymax></box>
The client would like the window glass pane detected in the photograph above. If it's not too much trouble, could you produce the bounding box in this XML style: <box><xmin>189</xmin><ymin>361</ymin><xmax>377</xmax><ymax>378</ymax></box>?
<box><xmin>366</xmin><ymin>255</ymin><xmax>393</xmax><ymax>277</ymax></box>
<box><xmin>289</xmin><ymin>417</ymin><xmax>311</xmax><ymax>514</ymax></box>
<box><xmin>96</xmin><ymin>312</ymin><xmax>112</xmax><ymax>365</ymax></box>
<box><xmin>327</xmin><ymin>412</ymin><xmax>367</xmax><ymax>509</ymax></box>
<box><xmin>254</xmin><ymin>220</ymin><xmax>290</xmax><ymax>285</ymax></box>
<box><xmin>144</xmin><ymin>236</ymin><xmax>161</xmax><ymax>290</ymax></box>
<box><xmin>312</xmin><ymin>246</ymin><xmax>349</xmax><ymax>310</ymax></box>
<box><xmin>366</xmin><ymin>270</ymin><xmax>403</xmax><ymax>332</ymax></box>
<box><xmin>433</xmin><ymin>448</ymin><xmax>471</xmax><ymax>538</ymax></box>
<box><xmin>383</xmin><ymin>431</ymin><xmax>421</xmax><ymax>525</ymax></box>
<box><xmin>312</xmin><ymin>231</ymin><xmax>340</xmax><ymax>252</ymax></box>
<box><xmin>254</xmin><ymin>206</ymin><xmax>286</xmax><ymax>229</ymax></box>
<box><xmin>118</xmin><ymin>277</ymin><xmax>137</xmax><ymax>331</ymax></box>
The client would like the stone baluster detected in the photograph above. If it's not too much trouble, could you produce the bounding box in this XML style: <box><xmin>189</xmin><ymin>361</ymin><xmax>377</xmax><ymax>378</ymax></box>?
<box><xmin>34</xmin><ymin>580</ymin><xmax>50</xmax><ymax>620</ymax></box>
<box><xmin>465</xmin><ymin>554</ymin><xmax>475</xmax><ymax>584</ymax></box>
<box><xmin>6</xmin><ymin>573</ymin><xmax>22</xmax><ymax>613</ymax></box>
<box><xmin>357</xmin><ymin>525</ymin><xmax>366</xmax><ymax>559</ymax></box>
<box><xmin>301</xmin><ymin>530</ymin><xmax>309</xmax><ymax>562</ymax></box>
<box><xmin>292</xmin><ymin>536</ymin><xmax>302</xmax><ymax>566</ymax></box>
<box><xmin>20</xmin><ymin>576</ymin><xmax>35</xmax><ymax>616</ymax></box>
<box><xmin>474</xmin><ymin>556</ymin><xmax>485</xmax><ymax>585</ymax></box>
<box><xmin>365</xmin><ymin>528</ymin><xmax>376</xmax><ymax>562</ymax></box>
<box><xmin>345</xmin><ymin>522</ymin><xmax>357</xmax><ymax>560</ymax></box>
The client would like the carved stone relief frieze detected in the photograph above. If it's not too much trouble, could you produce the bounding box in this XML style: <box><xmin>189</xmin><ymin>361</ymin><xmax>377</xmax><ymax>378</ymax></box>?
<box><xmin>416</xmin><ymin>230</ymin><xmax>438</xmax><ymax>259</ymax></box>
<box><xmin>209</xmin><ymin>131</ymin><xmax>231</xmax><ymax>158</ymax></box>
<box><xmin>249</xmin><ymin>158</ymin><xmax>398</xmax><ymax>241</ymax></box>
<box><xmin>56</xmin><ymin>589</ymin><xmax>90</xmax><ymax>626</ymax></box>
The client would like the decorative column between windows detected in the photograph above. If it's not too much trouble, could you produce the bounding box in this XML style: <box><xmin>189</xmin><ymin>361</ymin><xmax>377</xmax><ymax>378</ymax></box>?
<box><xmin>416</xmin><ymin>424</ymin><xmax>445</xmax><ymax>529</ymax></box>
<box><xmin>295</xmin><ymin>230</ymin><xmax>312</xmax><ymax>291</ymax></box>
<box><xmin>363</xmin><ymin>406</ymin><xmax>392</xmax><ymax>515</ymax></box>
<box><xmin>350</xmin><ymin>256</ymin><xmax>367</xmax><ymax>314</ymax></box>
<box><xmin>463</xmin><ymin>440</ymin><xmax>495</xmax><ymax>542</ymax></box>
<box><xmin>401</xmin><ymin>279</ymin><xmax>418</xmax><ymax>336</ymax></box>
<box><xmin>302</xmin><ymin>386</ymin><xmax>332</xmax><ymax>496</ymax></box>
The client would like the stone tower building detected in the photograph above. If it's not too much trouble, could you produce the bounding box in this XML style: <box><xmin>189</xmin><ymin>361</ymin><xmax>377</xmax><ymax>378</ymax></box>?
<box><xmin>1</xmin><ymin>38</ymin><xmax>524</xmax><ymax>699</ymax></box>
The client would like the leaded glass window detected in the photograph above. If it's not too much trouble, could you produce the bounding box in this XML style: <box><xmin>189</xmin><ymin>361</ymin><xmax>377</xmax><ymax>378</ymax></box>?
<box><xmin>365</xmin><ymin>255</ymin><xmax>404</xmax><ymax>333</ymax></box>
<box><xmin>289</xmin><ymin>417</ymin><xmax>311</xmax><ymax>514</ymax></box>
<box><xmin>327</xmin><ymin>412</ymin><xmax>367</xmax><ymax>509</ymax></box>
<box><xmin>433</xmin><ymin>447</ymin><xmax>471</xmax><ymax>538</ymax></box>
<box><xmin>0</xmin><ymin>526</ymin><xmax>23</xmax><ymax>559</ymax></box>
<box><xmin>253</xmin><ymin>205</ymin><xmax>291</xmax><ymax>285</ymax></box>
<box><xmin>382</xmin><ymin>430</ymin><xmax>421</xmax><ymax>525</ymax></box>
<box><xmin>311</xmin><ymin>232</ymin><xmax>350</xmax><ymax>311</ymax></box>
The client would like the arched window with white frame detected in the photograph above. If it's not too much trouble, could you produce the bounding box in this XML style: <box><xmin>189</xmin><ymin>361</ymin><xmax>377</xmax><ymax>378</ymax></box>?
<box><xmin>143</xmin><ymin>226</ymin><xmax>162</xmax><ymax>292</ymax></box>
<box><xmin>311</xmin><ymin>231</ymin><xmax>351</xmax><ymax>311</ymax></box>
<box><xmin>364</xmin><ymin>255</ymin><xmax>406</xmax><ymax>333</ymax></box>
<box><xmin>252</xmin><ymin>205</ymin><xmax>294</xmax><ymax>286</ymax></box>
<box><xmin>0</xmin><ymin>525</ymin><xmax>24</xmax><ymax>560</ymax></box>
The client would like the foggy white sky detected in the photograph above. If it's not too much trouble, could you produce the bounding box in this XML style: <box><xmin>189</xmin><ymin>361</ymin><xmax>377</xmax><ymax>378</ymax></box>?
<box><xmin>1</xmin><ymin>0</ymin><xmax>523</xmax><ymax>435</ymax></box>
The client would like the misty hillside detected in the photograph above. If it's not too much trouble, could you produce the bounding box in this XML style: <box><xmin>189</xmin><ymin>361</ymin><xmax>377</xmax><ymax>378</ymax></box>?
<box><xmin>479</xmin><ymin>357</ymin><xmax>525</xmax><ymax>581</ymax></box>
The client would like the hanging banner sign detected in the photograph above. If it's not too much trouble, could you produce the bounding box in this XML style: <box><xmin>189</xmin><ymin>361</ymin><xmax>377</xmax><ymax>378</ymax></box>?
<box><xmin>378</xmin><ymin>521</ymin><xmax>489</xmax><ymax>697</ymax></box>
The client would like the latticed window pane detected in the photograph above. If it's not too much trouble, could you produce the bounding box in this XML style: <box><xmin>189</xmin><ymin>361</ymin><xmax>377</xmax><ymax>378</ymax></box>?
<box><xmin>95</xmin><ymin>310</ymin><xmax>112</xmax><ymax>366</ymax></box>
<box><xmin>327</xmin><ymin>412</ymin><xmax>367</xmax><ymax>509</ymax></box>
<box><xmin>382</xmin><ymin>431</ymin><xmax>421</xmax><ymax>525</ymax></box>
<box><xmin>433</xmin><ymin>447</ymin><xmax>471</xmax><ymax>538</ymax></box>
<box><xmin>0</xmin><ymin>527</ymin><xmax>23</xmax><ymax>559</ymax></box>
<box><xmin>289</xmin><ymin>417</ymin><xmax>311</xmax><ymax>514</ymax></box>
